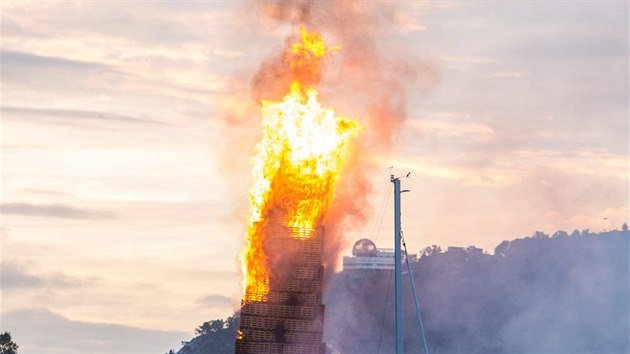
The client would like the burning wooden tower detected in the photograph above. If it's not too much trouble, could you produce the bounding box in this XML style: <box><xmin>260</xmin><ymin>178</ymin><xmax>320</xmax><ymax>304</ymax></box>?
<box><xmin>234</xmin><ymin>26</ymin><xmax>360</xmax><ymax>354</ymax></box>
<box><xmin>235</xmin><ymin>223</ymin><xmax>326</xmax><ymax>354</ymax></box>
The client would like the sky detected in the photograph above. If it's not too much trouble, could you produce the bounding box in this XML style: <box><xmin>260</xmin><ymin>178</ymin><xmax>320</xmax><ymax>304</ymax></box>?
<box><xmin>1</xmin><ymin>1</ymin><xmax>628</xmax><ymax>353</ymax></box>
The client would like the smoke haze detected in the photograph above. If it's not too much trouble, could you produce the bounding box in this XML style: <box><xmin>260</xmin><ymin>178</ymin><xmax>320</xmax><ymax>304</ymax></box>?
<box><xmin>170</xmin><ymin>229</ymin><xmax>629</xmax><ymax>354</ymax></box>
<box><xmin>223</xmin><ymin>0</ymin><xmax>440</xmax><ymax>276</ymax></box>
<box><xmin>324</xmin><ymin>229</ymin><xmax>629</xmax><ymax>353</ymax></box>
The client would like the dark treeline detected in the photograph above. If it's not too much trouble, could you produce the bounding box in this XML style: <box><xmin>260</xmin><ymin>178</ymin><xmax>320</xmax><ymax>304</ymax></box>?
<box><xmin>326</xmin><ymin>228</ymin><xmax>629</xmax><ymax>353</ymax></box>
<box><xmin>172</xmin><ymin>228</ymin><xmax>629</xmax><ymax>354</ymax></box>
<box><xmin>169</xmin><ymin>315</ymin><xmax>239</xmax><ymax>354</ymax></box>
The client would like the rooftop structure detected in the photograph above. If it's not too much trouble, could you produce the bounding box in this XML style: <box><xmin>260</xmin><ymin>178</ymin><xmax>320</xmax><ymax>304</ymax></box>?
<box><xmin>342</xmin><ymin>238</ymin><xmax>395</xmax><ymax>271</ymax></box>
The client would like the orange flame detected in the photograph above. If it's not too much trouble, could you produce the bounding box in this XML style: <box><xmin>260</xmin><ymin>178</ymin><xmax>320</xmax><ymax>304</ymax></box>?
<box><xmin>288</xmin><ymin>26</ymin><xmax>340</xmax><ymax>84</ymax></box>
<box><xmin>241</xmin><ymin>27</ymin><xmax>361</xmax><ymax>300</ymax></box>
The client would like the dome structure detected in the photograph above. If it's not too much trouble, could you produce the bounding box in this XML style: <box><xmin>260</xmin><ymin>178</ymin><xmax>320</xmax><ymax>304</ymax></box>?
<box><xmin>352</xmin><ymin>238</ymin><xmax>378</xmax><ymax>257</ymax></box>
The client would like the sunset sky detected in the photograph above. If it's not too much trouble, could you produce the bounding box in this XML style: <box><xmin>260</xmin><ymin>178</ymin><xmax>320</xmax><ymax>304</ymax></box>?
<box><xmin>1</xmin><ymin>2</ymin><xmax>627</xmax><ymax>353</ymax></box>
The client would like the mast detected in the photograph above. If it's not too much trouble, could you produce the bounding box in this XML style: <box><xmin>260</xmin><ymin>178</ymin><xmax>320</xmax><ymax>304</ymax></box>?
<box><xmin>391</xmin><ymin>174</ymin><xmax>403</xmax><ymax>354</ymax></box>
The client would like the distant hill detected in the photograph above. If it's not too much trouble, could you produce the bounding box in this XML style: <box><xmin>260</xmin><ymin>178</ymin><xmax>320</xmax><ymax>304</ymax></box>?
<box><xmin>169</xmin><ymin>228</ymin><xmax>629</xmax><ymax>354</ymax></box>
<box><xmin>166</xmin><ymin>315</ymin><xmax>239</xmax><ymax>354</ymax></box>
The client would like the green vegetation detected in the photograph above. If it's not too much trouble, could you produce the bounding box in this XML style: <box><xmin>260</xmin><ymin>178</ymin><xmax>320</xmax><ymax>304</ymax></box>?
<box><xmin>0</xmin><ymin>332</ymin><xmax>19</xmax><ymax>354</ymax></box>
<box><xmin>168</xmin><ymin>314</ymin><xmax>239</xmax><ymax>354</ymax></box>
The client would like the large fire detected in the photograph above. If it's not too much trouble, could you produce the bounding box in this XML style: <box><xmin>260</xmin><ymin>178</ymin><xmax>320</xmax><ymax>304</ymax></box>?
<box><xmin>242</xmin><ymin>27</ymin><xmax>362</xmax><ymax>300</ymax></box>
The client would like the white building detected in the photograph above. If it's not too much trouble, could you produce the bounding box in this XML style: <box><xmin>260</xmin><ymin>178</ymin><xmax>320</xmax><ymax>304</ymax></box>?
<box><xmin>343</xmin><ymin>238</ymin><xmax>395</xmax><ymax>271</ymax></box>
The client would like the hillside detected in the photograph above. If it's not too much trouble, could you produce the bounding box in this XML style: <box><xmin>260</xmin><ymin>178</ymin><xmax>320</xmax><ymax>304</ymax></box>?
<box><xmin>170</xmin><ymin>228</ymin><xmax>629</xmax><ymax>354</ymax></box>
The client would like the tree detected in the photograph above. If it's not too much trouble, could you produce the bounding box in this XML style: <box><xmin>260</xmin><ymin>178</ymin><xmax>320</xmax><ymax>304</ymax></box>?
<box><xmin>622</xmin><ymin>223</ymin><xmax>628</xmax><ymax>232</ymax></box>
<box><xmin>494</xmin><ymin>240</ymin><xmax>510</xmax><ymax>257</ymax></box>
<box><xmin>225</xmin><ymin>312</ymin><xmax>240</xmax><ymax>329</ymax></box>
<box><xmin>421</xmin><ymin>245</ymin><xmax>442</xmax><ymax>257</ymax></box>
<box><xmin>552</xmin><ymin>230</ymin><xmax>569</xmax><ymax>238</ymax></box>
<box><xmin>195</xmin><ymin>319</ymin><xmax>225</xmax><ymax>335</ymax></box>
<box><xmin>0</xmin><ymin>332</ymin><xmax>18</xmax><ymax>354</ymax></box>
<box><xmin>533</xmin><ymin>231</ymin><xmax>549</xmax><ymax>239</ymax></box>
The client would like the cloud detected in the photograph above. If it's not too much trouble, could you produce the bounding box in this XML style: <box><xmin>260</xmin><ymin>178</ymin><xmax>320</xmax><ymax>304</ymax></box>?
<box><xmin>20</xmin><ymin>189</ymin><xmax>71</xmax><ymax>196</ymax></box>
<box><xmin>1</xmin><ymin>2</ymin><xmax>237</xmax><ymax>50</ymax></box>
<box><xmin>196</xmin><ymin>294</ymin><xmax>234</xmax><ymax>308</ymax></box>
<box><xmin>391</xmin><ymin>2</ymin><xmax>430</xmax><ymax>34</ymax></box>
<box><xmin>2</xmin><ymin>47</ymin><xmax>227</xmax><ymax>105</ymax></box>
<box><xmin>406</xmin><ymin>118</ymin><xmax>495</xmax><ymax>142</ymax></box>
<box><xmin>386</xmin><ymin>154</ymin><xmax>522</xmax><ymax>186</ymax></box>
<box><xmin>1</xmin><ymin>49</ymin><xmax>110</xmax><ymax>69</ymax></box>
<box><xmin>443</xmin><ymin>56</ymin><xmax>497</xmax><ymax>64</ymax></box>
<box><xmin>491</xmin><ymin>71</ymin><xmax>529</xmax><ymax>78</ymax></box>
<box><xmin>0</xmin><ymin>261</ymin><xmax>91</xmax><ymax>290</ymax></box>
<box><xmin>212</xmin><ymin>48</ymin><xmax>245</xmax><ymax>58</ymax></box>
<box><xmin>0</xmin><ymin>49</ymin><xmax>126</xmax><ymax>99</ymax></box>
<box><xmin>389</xmin><ymin>147</ymin><xmax>628</xmax><ymax>188</ymax></box>
<box><xmin>1</xmin><ymin>203</ymin><xmax>116</xmax><ymax>220</ymax></box>
<box><xmin>1</xmin><ymin>308</ymin><xmax>187</xmax><ymax>354</ymax></box>
<box><xmin>513</xmin><ymin>149</ymin><xmax>628</xmax><ymax>180</ymax></box>
<box><xmin>2</xmin><ymin>106</ymin><xmax>168</xmax><ymax>126</ymax></box>
<box><xmin>565</xmin><ymin>206</ymin><xmax>629</xmax><ymax>231</ymax></box>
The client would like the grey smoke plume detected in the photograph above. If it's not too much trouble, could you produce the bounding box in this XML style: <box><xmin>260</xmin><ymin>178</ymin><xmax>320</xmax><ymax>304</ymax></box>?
<box><xmin>324</xmin><ymin>230</ymin><xmax>629</xmax><ymax>353</ymax></box>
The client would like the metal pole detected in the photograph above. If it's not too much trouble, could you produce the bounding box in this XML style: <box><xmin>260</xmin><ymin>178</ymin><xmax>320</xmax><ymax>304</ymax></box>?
<box><xmin>391</xmin><ymin>175</ymin><xmax>403</xmax><ymax>354</ymax></box>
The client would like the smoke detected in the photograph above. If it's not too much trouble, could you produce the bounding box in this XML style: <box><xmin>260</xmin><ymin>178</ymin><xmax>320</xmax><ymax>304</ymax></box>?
<box><xmin>254</xmin><ymin>1</ymin><xmax>439</xmax><ymax>146</ymax></box>
<box><xmin>324</xmin><ymin>230</ymin><xmax>629</xmax><ymax>353</ymax></box>
<box><xmin>230</xmin><ymin>0</ymin><xmax>440</xmax><ymax>275</ymax></box>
